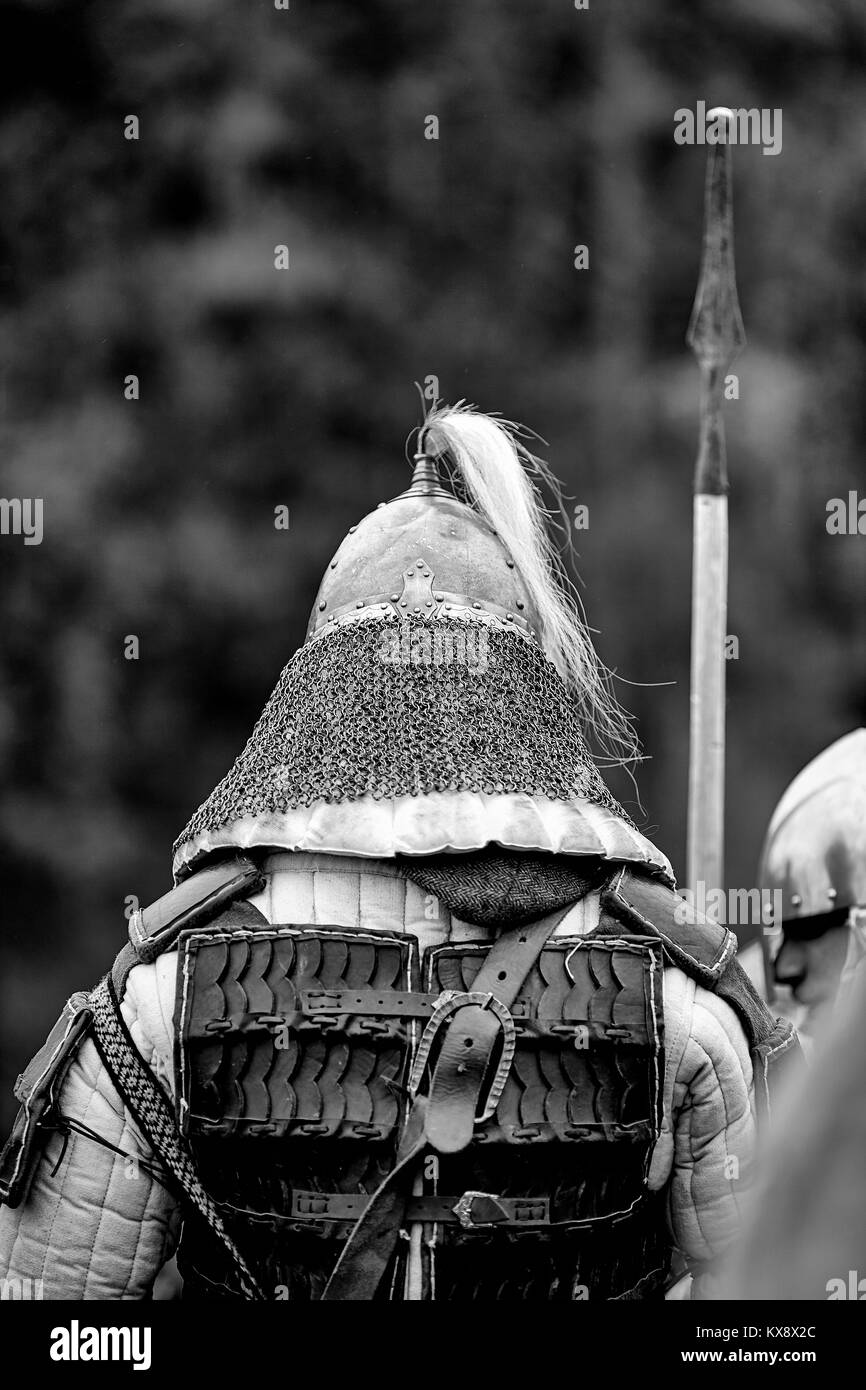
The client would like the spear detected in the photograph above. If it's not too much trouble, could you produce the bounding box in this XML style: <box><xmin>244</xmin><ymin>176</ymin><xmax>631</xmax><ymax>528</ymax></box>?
<box><xmin>685</xmin><ymin>107</ymin><xmax>746</xmax><ymax>912</ymax></box>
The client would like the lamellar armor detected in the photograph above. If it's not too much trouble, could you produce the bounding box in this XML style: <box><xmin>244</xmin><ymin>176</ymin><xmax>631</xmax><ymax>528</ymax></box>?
<box><xmin>1</xmin><ymin>409</ymin><xmax>796</xmax><ymax>1300</ymax></box>
<box><xmin>171</xmin><ymin>911</ymin><xmax>667</xmax><ymax>1301</ymax></box>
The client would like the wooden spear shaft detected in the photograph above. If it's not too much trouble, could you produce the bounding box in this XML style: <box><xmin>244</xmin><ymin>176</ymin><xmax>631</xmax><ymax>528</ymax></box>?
<box><xmin>686</xmin><ymin>108</ymin><xmax>746</xmax><ymax>908</ymax></box>
<box><xmin>404</xmin><ymin>1165</ymin><xmax>425</xmax><ymax>1300</ymax></box>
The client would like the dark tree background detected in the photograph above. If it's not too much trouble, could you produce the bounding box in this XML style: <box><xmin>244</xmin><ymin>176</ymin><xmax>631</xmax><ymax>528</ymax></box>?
<box><xmin>1</xmin><ymin>0</ymin><xmax>865</xmax><ymax>1122</ymax></box>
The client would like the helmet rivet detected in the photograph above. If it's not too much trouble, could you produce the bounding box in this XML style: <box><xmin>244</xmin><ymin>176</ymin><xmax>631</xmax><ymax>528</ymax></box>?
<box><xmin>318</xmin><ymin>601</ymin><xmax>327</xmax><ymax>611</ymax></box>
<box><xmin>400</xmin><ymin>600</ymin><xmax>408</xmax><ymax>607</ymax></box>
<box><xmin>434</xmin><ymin>593</ymin><xmax>444</xmax><ymax>601</ymax></box>
<box><xmin>390</xmin><ymin>594</ymin><xmax>399</xmax><ymax>601</ymax></box>
<box><xmin>349</xmin><ymin>526</ymin><xmax>357</xmax><ymax>534</ymax></box>
<box><xmin>356</xmin><ymin>601</ymin><xmax>364</xmax><ymax>609</ymax></box>
<box><xmin>423</xmin><ymin>572</ymin><xmax>431</xmax><ymax>579</ymax></box>
<box><xmin>506</xmin><ymin>559</ymin><xmax>515</xmax><ymax>569</ymax></box>
<box><xmin>416</xmin><ymin>559</ymin><xmax>424</xmax><ymax>568</ymax></box>
<box><xmin>472</xmin><ymin>603</ymin><xmax>481</xmax><ymax>610</ymax></box>
<box><xmin>506</xmin><ymin>612</ymin><xmax>513</xmax><ymax>621</ymax></box>
<box><xmin>407</xmin><ymin>571</ymin><xmax>414</xmax><ymax>578</ymax></box>
<box><xmin>414</xmin><ymin>606</ymin><xmax>421</xmax><ymax>613</ymax></box>
<box><xmin>516</xmin><ymin>600</ymin><xmax>524</xmax><ymax>610</ymax></box>
<box><xmin>828</xmin><ymin>888</ymin><xmax>837</xmax><ymax>900</ymax></box>
<box><xmin>426</xmin><ymin>600</ymin><xmax>433</xmax><ymax>607</ymax></box>
<box><xmin>791</xmin><ymin>894</ymin><xmax>802</xmax><ymax>908</ymax></box>
<box><xmin>330</xmin><ymin>561</ymin><xmax>337</xmax><ymax>569</ymax></box>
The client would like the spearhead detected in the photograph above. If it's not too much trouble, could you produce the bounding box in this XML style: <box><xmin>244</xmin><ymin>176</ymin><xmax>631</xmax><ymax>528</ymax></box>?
<box><xmin>687</xmin><ymin>107</ymin><xmax>746</xmax><ymax>495</ymax></box>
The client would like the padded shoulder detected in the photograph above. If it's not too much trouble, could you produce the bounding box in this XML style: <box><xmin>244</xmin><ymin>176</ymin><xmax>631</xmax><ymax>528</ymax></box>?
<box><xmin>0</xmin><ymin>993</ymin><xmax>92</xmax><ymax>1208</ymax></box>
<box><xmin>599</xmin><ymin>867</ymin><xmax>737</xmax><ymax>988</ymax></box>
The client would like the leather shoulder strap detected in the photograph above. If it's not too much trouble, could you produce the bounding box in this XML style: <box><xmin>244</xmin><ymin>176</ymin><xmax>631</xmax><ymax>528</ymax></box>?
<box><xmin>599</xmin><ymin>868</ymin><xmax>802</xmax><ymax>1118</ymax></box>
<box><xmin>321</xmin><ymin>903</ymin><xmax>574</xmax><ymax>1300</ymax></box>
<box><xmin>113</xmin><ymin>896</ymin><xmax>268</xmax><ymax>1004</ymax></box>
<box><xmin>127</xmin><ymin>854</ymin><xmax>263</xmax><ymax>965</ymax></box>
<box><xmin>600</xmin><ymin>867</ymin><xmax>737</xmax><ymax>987</ymax></box>
<box><xmin>422</xmin><ymin>904</ymin><xmax>573</xmax><ymax>1153</ymax></box>
<box><xmin>713</xmin><ymin>958</ymin><xmax>802</xmax><ymax>1117</ymax></box>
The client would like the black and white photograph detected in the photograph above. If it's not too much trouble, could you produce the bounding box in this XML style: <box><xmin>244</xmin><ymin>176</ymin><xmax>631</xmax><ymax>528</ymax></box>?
<box><xmin>0</xmin><ymin>0</ymin><xmax>864</xmax><ymax>1368</ymax></box>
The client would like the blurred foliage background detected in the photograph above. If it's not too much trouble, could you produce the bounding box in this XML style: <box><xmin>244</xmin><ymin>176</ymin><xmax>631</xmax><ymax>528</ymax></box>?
<box><xmin>1</xmin><ymin>0</ymin><xmax>865</xmax><ymax>1123</ymax></box>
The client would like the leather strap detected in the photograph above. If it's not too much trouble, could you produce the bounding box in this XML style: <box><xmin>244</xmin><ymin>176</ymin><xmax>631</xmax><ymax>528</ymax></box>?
<box><xmin>111</xmin><ymin>900</ymin><xmax>268</xmax><ymax>1004</ymax></box>
<box><xmin>292</xmin><ymin>1190</ymin><xmax>551</xmax><ymax>1227</ymax></box>
<box><xmin>599</xmin><ymin>867</ymin><xmax>736</xmax><ymax>986</ymax></box>
<box><xmin>320</xmin><ymin>904</ymin><xmax>573</xmax><ymax>1298</ymax></box>
<box><xmin>128</xmin><ymin>854</ymin><xmax>264</xmax><ymax>964</ymax></box>
<box><xmin>292</xmin><ymin>1189</ymin><xmax>648</xmax><ymax>1233</ymax></box>
<box><xmin>423</xmin><ymin>904</ymin><xmax>572</xmax><ymax>1153</ymax></box>
<box><xmin>302</xmin><ymin>988</ymin><xmax>439</xmax><ymax>1020</ymax></box>
<box><xmin>111</xmin><ymin>944</ymin><xmax>139</xmax><ymax>999</ymax></box>
<box><xmin>320</xmin><ymin>1098</ymin><xmax>428</xmax><ymax>1302</ymax></box>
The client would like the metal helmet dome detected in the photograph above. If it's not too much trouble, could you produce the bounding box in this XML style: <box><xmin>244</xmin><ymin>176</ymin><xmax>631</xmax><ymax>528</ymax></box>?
<box><xmin>306</xmin><ymin>450</ymin><xmax>543</xmax><ymax>643</ymax></box>
<box><xmin>759</xmin><ymin>729</ymin><xmax>866</xmax><ymax>921</ymax></box>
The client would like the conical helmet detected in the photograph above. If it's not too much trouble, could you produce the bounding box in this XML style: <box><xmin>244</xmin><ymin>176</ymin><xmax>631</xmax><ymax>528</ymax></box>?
<box><xmin>304</xmin><ymin>456</ymin><xmax>543</xmax><ymax>643</ymax></box>
<box><xmin>759</xmin><ymin>728</ymin><xmax>866</xmax><ymax>920</ymax></box>
<box><xmin>172</xmin><ymin>407</ymin><xmax>670</xmax><ymax>883</ymax></box>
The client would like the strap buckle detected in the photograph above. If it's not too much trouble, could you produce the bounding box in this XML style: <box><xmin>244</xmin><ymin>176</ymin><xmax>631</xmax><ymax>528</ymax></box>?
<box><xmin>407</xmin><ymin>990</ymin><xmax>516</xmax><ymax>1123</ymax></box>
<box><xmin>452</xmin><ymin>1190</ymin><xmax>508</xmax><ymax>1230</ymax></box>
<box><xmin>450</xmin><ymin>1192</ymin><xmax>551</xmax><ymax>1229</ymax></box>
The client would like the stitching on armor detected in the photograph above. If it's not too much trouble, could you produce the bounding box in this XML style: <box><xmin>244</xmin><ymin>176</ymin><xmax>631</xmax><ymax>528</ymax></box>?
<box><xmin>172</xmin><ymin>614</ymin><xmax>631</xmax><ymax>861</ymax></box>
<box><xmin>609</xmin><ymin>880</ymin><xmax>735</xmax><ymax>979</ymax></box>
<box><xmin>761</xmin><ymin>1020</ymin><xmax>797</xmax><ymax>1061</ymax></box>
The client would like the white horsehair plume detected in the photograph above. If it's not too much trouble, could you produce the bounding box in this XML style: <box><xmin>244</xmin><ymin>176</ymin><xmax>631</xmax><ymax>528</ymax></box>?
<box><xmin>420</xmin><ymin>401</ymin><xmax>640</xmax><ymax>769</ymax></box>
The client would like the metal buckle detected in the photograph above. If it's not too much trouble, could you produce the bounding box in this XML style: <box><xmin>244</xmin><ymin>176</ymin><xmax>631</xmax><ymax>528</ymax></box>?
<box><xmin>451</xmin><ymin>1191</ymin><xmax>505</xmax><ymax>1230</ymax></box>
<box><xmin>448</xmin><ymin>1193</ymin><xmax>549</xmax><ymax>1229</ymax></box>
<box><xmin>849</xmin><ymin>906</ymin><xmax>866</xmax><ymax>940</ymax></box>
<box><xmin>408</xmin><ymin>989</ymin><xmax>516</xmax><ymax>1122</ymax></box>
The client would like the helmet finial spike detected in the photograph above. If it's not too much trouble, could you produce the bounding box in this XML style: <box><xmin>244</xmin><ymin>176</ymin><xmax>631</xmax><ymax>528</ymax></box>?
<box><xmin>406</xmin><ymin>425</ymin><xmax>446</xmax><ymax>495</ymax></box>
